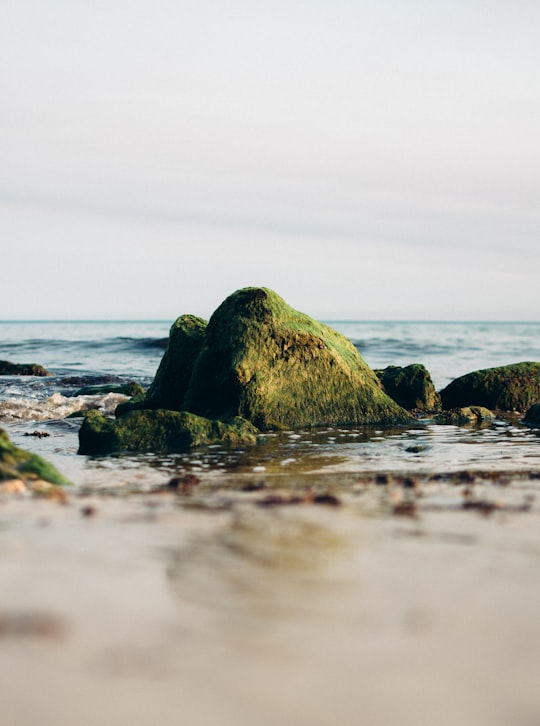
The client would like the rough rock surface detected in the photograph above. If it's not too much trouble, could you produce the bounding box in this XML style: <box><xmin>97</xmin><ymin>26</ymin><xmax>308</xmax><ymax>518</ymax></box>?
<box><xmin>440</xmin><ymin>362</ymin><xmax>540</xmax><ymax>412</ymax></box>
<box><xmin>144</xmin><ymin>314</ymin><xmax>207</xmax><ymax>411</ymax></box>
<box><xmin>375</xmin><ymin>364</ymin><xmax>441</xmax><ymax>411</ymax></box>
<box><xmin>182</xmin><ymin>288</ymin><xmax>411</xmax><ymax>428</ymax></box>
<box><xmin>0</xmin><ymin>428</ymin><xmax>71</xmax><ymax>486</ymax></box>
<box><xmin>78</xmin><ymin>409</ymin><xmax>259</xmax><ymax>454</ymax></box>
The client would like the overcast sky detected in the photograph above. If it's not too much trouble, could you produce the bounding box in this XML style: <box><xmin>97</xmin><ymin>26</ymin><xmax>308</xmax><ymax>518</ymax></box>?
<box><xmin>2</xmin><ymin>0</ymin><xmax>539</xmax><ymax>320</ymax></box>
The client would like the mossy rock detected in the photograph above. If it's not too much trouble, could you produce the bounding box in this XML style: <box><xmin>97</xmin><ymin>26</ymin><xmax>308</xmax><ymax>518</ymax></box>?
<box><xmin>143</xmin><ymin>315</ymin><xmax>207</xmax><ymax>411</ymax></box>
<box><xmin>74</xmin><ymin>381</ymin><xmax>145</xmax><ymax>397</ymax></box>
<box><xmin>375</xmin><ymin>364</ymin><xmax>441</xmax><ymax>411</ymax></box>
<box><xmin>440</xmin><ymin>362</ymin><xmax>540</xmax><ymax>412</ymax></box>
<box><xmin>180</xmin><ymin>287</ymin><xmax>411</xmax><ymax>429</ymax></box>
<box><xmin>523</xmin><ymin>403</ymin><xmax>540</xmax><ymax>427</ymax></box>
<box><xmin>0</xmin><ymin>428</ymin><xmax>72</xmax><ymax>486</ymax></box>
<box><xmin>78</xmin><ymin>409</ymin><xmax>259</xmax><ymax>454</ymax></box>
<box><xmin>434</xmin><ymin>406</ymin><xmax>496</xmax><ymax>426</ymax></box>
<box><xmin>0</xmin><ymin>360</ymin><xmax>50</xmax><ymax>377</ymax></box>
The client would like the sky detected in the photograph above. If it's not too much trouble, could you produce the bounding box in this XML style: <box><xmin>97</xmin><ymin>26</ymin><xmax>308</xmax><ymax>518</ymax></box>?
<box><xmin>1</xmin><ymin>0</ymin><xmax>539</xmax><ymax>321</ymax></box>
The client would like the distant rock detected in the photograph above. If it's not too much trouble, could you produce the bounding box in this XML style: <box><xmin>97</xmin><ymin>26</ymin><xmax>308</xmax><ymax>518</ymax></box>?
<box><xmin>375</xmin><ymin>364</ymin><xmax>441</xmax><ymax>411</ymax></box>
<box><xmin>0</xmin><ymin>360</ymin><xmax>50</xmax><ymax>377</ymax></box>
<box><xmin>78</xmin><ymin>409</ymin><xmax>259</xmax><ymax>454</ymax></box>
<box><xmin>440</xmin><ymin>362</ymin><xmax>540</xmax><ymax>412</ymax></box>
<box><xmin>434</xmin><ymin>406</ymin><xmax>495</xmax><ymax>425</ymax></box>
<box><xmin>0</xmin><ymin>427</ymin><xmax>72</xmax><ymax>486</ymax></box>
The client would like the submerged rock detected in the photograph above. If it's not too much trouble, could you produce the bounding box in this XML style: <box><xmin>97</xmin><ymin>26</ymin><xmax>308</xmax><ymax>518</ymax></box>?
<box><xmin>440</xmin><ymin>362</ymin><xmax>540</xmax><ymax>412</ymax></box>
<box><xmin>375</xmin><ymin>364</ymin><xmax>441</xmax><ymax>411</ymax></box>
<box><xmin>78</xmin><ymin>410</ymin><xmax>259</xmax><ymax>454</ymax></box>
<box><xmin>74</xmin><ymin>381</ymin><xmax>145</xmax><ymax>397</ymax></box>
<box><xmin>434</xmin><ymin>406</ymin><xmax>495</xmax><ymax>426</ymax></box>
<box><xmin>0</xmin><ymin>360</ymin><xmax>50</xmax><ymax>377</ymax></box>
<box><xmin>523</xmin><ymin>403</ymin><xmax>540</xmax><ymax>427</ymax></box>
<box><xmin>0</xmin><ymin>428</ymin><xmax>72</xmax><ymax>486</ymax></box>
<box><xmin>182</xmin><ymin>287</ymin><xmax>411</xmax><ymax>428</ymax></box>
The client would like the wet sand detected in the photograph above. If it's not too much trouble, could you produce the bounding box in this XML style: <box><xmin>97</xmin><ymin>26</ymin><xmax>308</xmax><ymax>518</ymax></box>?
<box><xmin>2</xmin><ymin>472</ymin><xmax>540</xmax><ymax>726</ymax></box>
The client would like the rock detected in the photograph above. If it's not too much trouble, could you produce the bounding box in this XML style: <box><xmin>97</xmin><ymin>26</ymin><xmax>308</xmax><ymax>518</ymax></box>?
<box><xmin>440</xmin><ymin>362</ymin><xmax>540</xmax><ymax>412</ymax></box>
<box><xmin>74</xmin><ymin>381</ymin><xmax>145</xmax><ymax>397</ymax></box>
<box><xmin>375</xmin><ymin>364</ymin><xmax>441</xmax><ymax>411</ymax></box>
<box><xmin>78</xmin><ymin>410</ymin><xmax>259</xmax><ymax>454</ymax></box>
<box><xmin>144</xmin><ymin>315</ymin><xmax>207</xmax><ymax>411</ymax></box>
<box><xmin>181</xmin><ymin>287</ymin><xmax>411</xmax><ymax>428</ymax></box>
<box><xmin>0</xmin><ymin>428</ymin><xmax>72</xmax><ymax>486</ymax></box>
<box><xmin>81</xmin><ymin>288</ymin><xmax>412</xmax><ymax>454</ymax></box>
<box><xmin>434</xmin><ymin>406</ymin><xmax>496</xmax><ymax>425</ymax></box>
<box><xmin>523</xmin><ymin>403</ymin><xmax>540</xmax><ymax>427</ymax></box>
<box><xmin>0</xmin><ymin>360</ymin><xmax>50</xmax><ymax>376</ymax></box>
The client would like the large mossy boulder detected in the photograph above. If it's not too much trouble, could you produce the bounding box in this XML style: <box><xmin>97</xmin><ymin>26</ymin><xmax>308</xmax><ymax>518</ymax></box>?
<box><xmin>0</xmin><ymin>360</ymin><xmax>50</xmax><ymax>376</ymax></box>
<box><xmin>375</xmin><ymin>364</ymin><xmax>441</xmax><ymax>411</ymax></box>
<box><xmin>0</xmin><ymin>428</ymin><xmax>71</xmax><ymax>486</ymax></box>
<box><xmin>440</xmin><ymin>362</ymin><xmax>540</xmax><ymax>412</ymax></box>
<box><xmin>78</xmin><ymin>410</ymin><xmax>259</xmax><ymax>454</ymax></box>
<box><xmin>182</xmin><ymin>287</ymin><xmax>411</xmax><ymax>428</ymax></box>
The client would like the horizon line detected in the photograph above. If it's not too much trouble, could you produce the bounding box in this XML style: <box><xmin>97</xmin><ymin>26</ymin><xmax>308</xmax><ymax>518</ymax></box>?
<box><xmin>1</xmin><ymin>318</ymin><xmax>539</xmax><ymax>325</ymax></box>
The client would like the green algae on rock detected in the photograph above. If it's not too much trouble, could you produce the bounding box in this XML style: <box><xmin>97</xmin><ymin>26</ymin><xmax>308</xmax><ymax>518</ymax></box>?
<box><xmin>144</xmin><ymin>315</ymin><xmax>207</xmax><ymax>411</ymax></box>
<box><xmin>78</xmin><ymin>410</ymin><xmax>259</xmax><ymax>455</ymax></box>
<box><xmin>375</xmin><ymin>364</ymin><xmax>441</xmax><ymax>412</ymax></box>
<box><xmin>434</xmin><ymin>406</ymin><xmax>495</xmax><ymax>426</ymax></box>
<box><xmin>182</xmin><ymin>287</ymin><xmax>411</xmax><ymax>429</ymax></box>
<box><xmin>440</xmin><ymin>362</ymin><xmax>540</xmax><ymax>412</ymax></box>
<box><xmin>0</xmin><ymin>428</ymin><xmax>72</xmax><ymax>486</ymax></box>
<box><xmin>0</xmin><ymin>360</ymin><xmax>50</xmax><ymax>377</ymax></box>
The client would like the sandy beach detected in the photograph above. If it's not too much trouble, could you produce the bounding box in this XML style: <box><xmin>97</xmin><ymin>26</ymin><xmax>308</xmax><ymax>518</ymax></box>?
<box><xmin>2</xmin><ymin>470</ymin><xmax>540</xmax><ymax>726</ymax></box>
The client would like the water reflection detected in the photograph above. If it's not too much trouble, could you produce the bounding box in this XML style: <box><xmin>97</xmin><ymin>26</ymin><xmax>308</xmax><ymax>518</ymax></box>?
<box><xmin>84</xmin><ymin>419</ymin><xmax>540</xmax><ymax>479</ymax></box>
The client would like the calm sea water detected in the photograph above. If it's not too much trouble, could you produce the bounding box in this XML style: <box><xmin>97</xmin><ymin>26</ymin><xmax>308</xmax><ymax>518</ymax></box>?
<box><xmin>1</xmin><ymin>320</ymin><xmax>540</xmax><ymax>485</ymax></box>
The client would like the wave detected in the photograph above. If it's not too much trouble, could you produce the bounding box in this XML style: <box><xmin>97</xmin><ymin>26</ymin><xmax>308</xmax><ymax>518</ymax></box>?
<box><xmin>351</xmin><ymin>338</ymin><xmax>457</xmax><ymax>357</ymax></box>
<box><xmin>0</xmin><ymin>391</ymin><xmax>128</xmax><ymax>423</ymax></box>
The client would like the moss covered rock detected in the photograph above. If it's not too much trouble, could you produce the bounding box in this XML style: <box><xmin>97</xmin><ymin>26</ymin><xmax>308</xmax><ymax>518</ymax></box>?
<box><xmin>523</xmin><ymin>403</ymin><xmax>540</xmax><ymax>427</ymax></box>
<box><xmin>78</xmin><ymin>409</ymin><xmax>259</xmax><ymax>454</ymax></box>
<box><xmin>375</xmin><ymin>364</ymin><xmax>441</xmax><ymax>411</ymax></box>
<box><xmin>0</xmin><ymin>360</ymin><xmax>50</xmax><ymax>376</ymax></box>
<box><xmin>144</xmin><ymin>315</ymin><xmax>207</xmax><ymax>410</ymax></box>
<box><xmin>0</xmin><ymin>428</ymin><xmax>72</xmax><ymax>486</ymax></box>
<box><xmin>440</xmin><ymin>362</ymin><xmax>540</xmax><ymax>412</ymax></box>
<box><xmin>434</xmin><ymin>406</ymin><xmax>495</xmax><ymax>425</ymax></box>
<box><xmin>181</xmin><ymin>287</ymin><xmax>411</xmax><ymax>429</ymax></box>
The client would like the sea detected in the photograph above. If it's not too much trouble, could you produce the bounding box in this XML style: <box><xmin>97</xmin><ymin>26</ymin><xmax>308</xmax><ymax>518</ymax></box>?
<box><xmin>1</xmin><ymin>320</ymin><xmax>540</xmax><ymax>487</ymax></box>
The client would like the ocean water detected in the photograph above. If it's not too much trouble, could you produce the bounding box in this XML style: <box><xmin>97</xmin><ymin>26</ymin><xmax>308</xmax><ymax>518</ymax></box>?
<box><xmin>1</xmin><ymin>320</ymin><xmax>540</xmax><ymax>486</ymax></box>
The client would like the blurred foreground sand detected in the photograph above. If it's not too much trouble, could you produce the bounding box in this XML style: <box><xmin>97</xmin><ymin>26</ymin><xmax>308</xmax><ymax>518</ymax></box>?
<box><xmin>1</xmin><ymin>474</ymin><xmax>540</xmax><ymax>726</ymax></box>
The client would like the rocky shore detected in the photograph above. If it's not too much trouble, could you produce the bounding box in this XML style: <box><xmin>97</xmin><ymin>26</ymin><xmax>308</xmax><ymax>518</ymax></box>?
<box><xmin>2</xmin><ymin>289</ymin><xmax>540</xmax><ymax>726</ymax></box>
